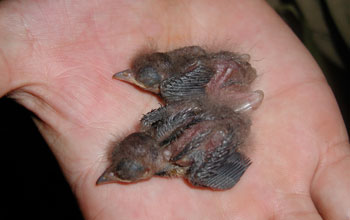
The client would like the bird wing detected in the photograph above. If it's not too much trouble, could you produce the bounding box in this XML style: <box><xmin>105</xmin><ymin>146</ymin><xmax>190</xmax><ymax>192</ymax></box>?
<box><xmin>189</xmin><ymin>150</ymin><xmax>251</xmax><ymax>190</ymax></box>
<box><xmin>160</xmin><ymin>61</ymin><xmax>214</xmax><ymax>102</ymax></box>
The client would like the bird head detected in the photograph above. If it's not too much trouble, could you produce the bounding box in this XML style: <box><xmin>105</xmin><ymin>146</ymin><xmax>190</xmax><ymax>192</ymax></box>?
<box><xmin>97</xmin><ymin>132</ymin><xmax>159</xmax><ymax>184</ymax></box>
<box><xmin>113</xmin><ymin>52</ymin><xmax>172</xmax><ymax>93</ymax></box>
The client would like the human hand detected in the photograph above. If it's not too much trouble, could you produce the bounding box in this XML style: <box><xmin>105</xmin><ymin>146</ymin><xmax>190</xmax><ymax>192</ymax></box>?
<box><xmin>1</xmin><ymin>0</ymin><xmax>349</xmax><ymax>219</ymax></box>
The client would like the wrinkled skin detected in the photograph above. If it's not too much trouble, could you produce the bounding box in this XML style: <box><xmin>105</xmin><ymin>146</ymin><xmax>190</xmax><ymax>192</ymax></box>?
<box><xmin>0</xmin><ymin>0</ymin><xmax>349</xmax><ymax>219</ymax></box>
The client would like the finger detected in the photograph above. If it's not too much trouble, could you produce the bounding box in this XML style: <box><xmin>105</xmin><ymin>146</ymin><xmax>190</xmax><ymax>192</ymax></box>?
<box><xmin>311</xmin><ymin>141</ymin><xmax>350</xmax><ymax>219</ymax></box>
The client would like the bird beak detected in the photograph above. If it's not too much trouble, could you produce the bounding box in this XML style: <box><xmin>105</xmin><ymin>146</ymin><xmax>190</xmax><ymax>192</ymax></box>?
<box><xmin>96</xmin><ymin>171</ymin><xmax>113</xmax><ymax>185</ymax></box>
<box><xmin>96</xmin><ymin>169</ymin><xmax>132</xmax><ymax>185</ymax></box>
<box><xmin>113</xmin><ymin>69</ymin><xmax>160</xmax><ymax>93</ymax></box>
<box><xmin>113</xmin><ymin>69</ymin><xmax>144</xmax><ymax>88</ymax></box>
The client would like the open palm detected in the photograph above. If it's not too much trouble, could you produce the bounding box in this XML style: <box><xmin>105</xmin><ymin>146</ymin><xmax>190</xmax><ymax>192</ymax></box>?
<box><xmin>1</xmin><ymin>0</ymin><xmax>349</xmax><ymax>219</ymax></box>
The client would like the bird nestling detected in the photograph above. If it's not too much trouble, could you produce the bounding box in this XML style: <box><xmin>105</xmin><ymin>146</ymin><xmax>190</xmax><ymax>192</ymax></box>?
<box><xmin>97</xmin><ymin>46</ymin><xmax>263</xmax><ymax>190</ymax></box>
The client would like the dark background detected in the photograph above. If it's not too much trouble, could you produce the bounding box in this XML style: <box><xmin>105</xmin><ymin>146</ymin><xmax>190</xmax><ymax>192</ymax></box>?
<box><xmin>1</xmin><ymin>98</ymin><xmax>84</xmax><ymax>219</ymax></box>
<box><xmin>1</xmin><ymin>1</ymin><xmax>348</xmax><ymax>219</ymax></box>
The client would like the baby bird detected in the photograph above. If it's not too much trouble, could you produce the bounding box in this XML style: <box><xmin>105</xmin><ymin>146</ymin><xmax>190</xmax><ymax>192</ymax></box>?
<box><xmin>97</xmin><ymin>46</ymin><xmax>263</xmax><ymax>190</ymax></box>
<box><xmin>97</xmin><ymin>100</ymin><xmax>252</xmax><ymax>189</ymax></box>
<box><xmin>113</xmin><ymin>46</ymin><xmax>263</xmax><ymax>112</ymax></box>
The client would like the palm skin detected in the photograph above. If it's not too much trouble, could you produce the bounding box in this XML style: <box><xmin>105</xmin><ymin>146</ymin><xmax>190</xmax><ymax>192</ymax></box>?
<box><xmin>1</xmin><ymin>0</ymin><xmax>349</xmax><ymax>219</ymax></box>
